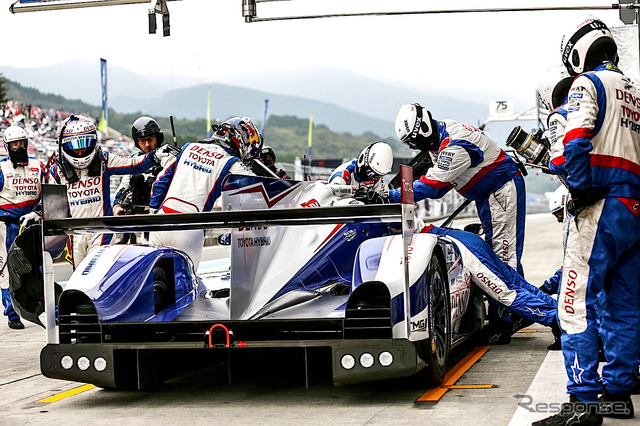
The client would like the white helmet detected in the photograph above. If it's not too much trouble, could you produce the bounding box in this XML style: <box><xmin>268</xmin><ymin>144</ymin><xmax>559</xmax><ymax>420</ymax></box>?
<box><xmin>57</xmin><ymin>115</ymin><xmax>99</xmax><ymax>170</ymax></box>
<box><xmin>356</xmin><ymin>141</ymin><xmax>393</xmax><ymax>181</ymax></box>
<box><xmin>537</xmin><ymin>65</ymin><xmax>573</xmax><ymax>112</ymax></box>
<box><xmin>3</xmin><ymin>125</ymin><xmax>29</xmax><ymax>166</ymax></box>
<box><xmin>3</xmin><ymin>125</ymin><xmax>28</xmax><ymax>147</ymax></box>
<box><xmin>560</xmin><ymin>15</ymin><xmax>618</xmax><ymax>76</ymax></box>
<box><xmin>394</xmin><ymin>103</ymin><xmax>439</xmax><ymax>151</ymax></box>
<box><xmin>548</xmin><ymin>185</ymin><xmax>569</xmax><ymax>222</ymax></box>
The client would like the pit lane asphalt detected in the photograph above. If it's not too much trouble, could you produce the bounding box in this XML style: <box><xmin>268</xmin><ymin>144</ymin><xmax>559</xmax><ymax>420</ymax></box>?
<box><xmin>1</xmin><ymin>215</ymin><xmax>637</xmax><ymax>425</ymax></box>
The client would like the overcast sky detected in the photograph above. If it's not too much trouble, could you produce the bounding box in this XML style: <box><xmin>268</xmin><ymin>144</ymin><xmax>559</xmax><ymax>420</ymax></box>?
<box><xmin>0</xmin><ymin>0</ymin><xmax>635</xmax><ymax>111</ymax></box>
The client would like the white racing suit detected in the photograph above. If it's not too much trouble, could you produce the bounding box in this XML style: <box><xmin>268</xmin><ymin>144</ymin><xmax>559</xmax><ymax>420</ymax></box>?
<box><xmin>149</xmin><ymin>141</ymin><xmax>254</xmax><ymax>268</ymax></box>
<box><xmin>559</xmin><ymin>62</ymin><xmax>640</xmax><ymax>402</ymax></box>
<box><xmin>0</xmin><ymin>157</ymin><xmax>46</xmax><ymax>321</ymax></box>
<box><xmin>50</xmin><ymin>149</ymin><xmax>156</xmax><ymax>268</ymax></box>
<box><xmin>388</xmin><ymin>119</ymin><xmax>526</xmax><ymax>275</ymax></box>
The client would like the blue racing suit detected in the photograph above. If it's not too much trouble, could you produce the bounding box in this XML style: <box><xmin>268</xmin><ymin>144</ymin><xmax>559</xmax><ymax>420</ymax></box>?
<box><xmin>389</xmin><ymin>119</ymin><xmax>526</xmax><ymax>275</ymax></box>
<box><xmin>559</xmin><ymin>62</ymin><xmax>640</xmax><ymax>402</ymax></box>
<box><xmin>423</xmin><ymin>225</ymin><xmax>557</xmax><ymax>327</ymax></box>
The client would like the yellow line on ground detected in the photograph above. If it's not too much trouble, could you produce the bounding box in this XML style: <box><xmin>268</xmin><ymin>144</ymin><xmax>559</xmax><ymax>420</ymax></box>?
<box><xmin>416</xmin><ymin>345</ymin><xmax>491</xmax><ymax>402</ymax></box>
<box><xmin>517</xmin><ymin>329</ymin><xmax>537</xmax><ymax>333</ymax></box>
<box><xmin>38</xmin><ymin>384</ymin><xmax>96</xmax><ymax>403</ymax></box>
<box><xmin>448</xmin><ymin>384</ymin><xmax>493</xmax><ymax>389</ymax></box>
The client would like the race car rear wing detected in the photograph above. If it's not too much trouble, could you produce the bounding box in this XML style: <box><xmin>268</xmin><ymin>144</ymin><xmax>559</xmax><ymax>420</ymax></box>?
<box><xmin>40</xmin><ymin>166</ymin><xmax>416</xmax><ymax>343</ymax></box>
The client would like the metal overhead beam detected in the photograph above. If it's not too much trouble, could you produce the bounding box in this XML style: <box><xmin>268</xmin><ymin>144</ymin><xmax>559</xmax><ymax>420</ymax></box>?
<box><xmin>9</xmin><ymin>0</ymin><xmax>153</xmax><ymax>13</ymax></box>
<box><xmin>242</xmin><ymin>2</ymin><xmax>640</xmax><ymax>23</ymax></box>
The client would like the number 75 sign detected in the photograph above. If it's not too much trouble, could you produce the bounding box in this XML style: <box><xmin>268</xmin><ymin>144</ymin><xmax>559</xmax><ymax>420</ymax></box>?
<box><xmin>489</xmin><ymin>100</ymin><xmax>514</xmax><ymax>118</ymax></box>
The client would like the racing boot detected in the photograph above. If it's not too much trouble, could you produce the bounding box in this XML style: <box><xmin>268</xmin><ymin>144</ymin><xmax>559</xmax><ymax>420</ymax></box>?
<box><xmin>598</xmin><ymin>388</ymin><xmax>634</xmax><ymax>419</ymax></box>
<box><xmin>532</xmin><ymin>395</ymin><xmax>602</xmax><ymax>426</ymax></box>
<box><xmin>547</xmin><ymin>320</ymin><xmax>562</xmax><ymax>351</ymax></box>
<box><xmin>8</xmin><ymin>318</ymin><xmax>24</xmax><ymax>329</ymax></box>
<box><xmin>482</xmin><ymin>320</ymin><xmax>512</xmax><ymax>345</ymax></box>
<box><xmin>511</xmin><ymin>313</ymin><xmax>534</xmax><ymax>333</ymax></box>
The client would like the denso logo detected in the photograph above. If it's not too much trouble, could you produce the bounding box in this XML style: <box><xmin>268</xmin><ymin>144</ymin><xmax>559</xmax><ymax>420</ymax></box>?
<box><xmin>563</xmin><ymin>269</ymin><xmax>578</xmax><ymax>314</ymax></box>
<box><xmin>476</xmin><ymin>272</ymin><xmax>503</xmax><ymax>295</ymax></box>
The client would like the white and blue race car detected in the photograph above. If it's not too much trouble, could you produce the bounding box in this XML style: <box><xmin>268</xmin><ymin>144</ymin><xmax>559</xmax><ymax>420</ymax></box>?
<box><xmin>26</xmin><ymin>168</ymin><xmax>484</xmax><ymax>390</ymax></box>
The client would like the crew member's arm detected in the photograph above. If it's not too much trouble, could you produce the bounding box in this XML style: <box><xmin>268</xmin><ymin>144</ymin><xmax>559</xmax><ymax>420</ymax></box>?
<box><xmin>563</xmin><ymin>75</ymin><xmax>600</xmax><ymax>191</ymax></box>
<box><xmin>388</xmin><ymin>142</ymin><xmax>473</xmax><ymax>202</ymax></box>
<box><xmin>328</xmin><ymin>161</ymin><xmax>355</xmax><ymax>185</ymax></box>
<box><xmin>104</xmin><ymin>150</ymin><xmax>156</xmax><ymax>176</ymax></box>
<box><xmin>548</xmin><ymin>109</ymin><xmax>567</xmax><ymax>175</ymax></box>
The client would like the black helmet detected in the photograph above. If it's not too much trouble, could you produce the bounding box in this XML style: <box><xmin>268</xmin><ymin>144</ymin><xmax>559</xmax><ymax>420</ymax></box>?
<box><xmin>260</xmin><ymin>145</ymin><xmax>276</xmax><ymax>165</ymax></box>
<box><xmin>131</xmin><ymin>116</ymin><xmax>164</xmax><ymax>150</ymax></box>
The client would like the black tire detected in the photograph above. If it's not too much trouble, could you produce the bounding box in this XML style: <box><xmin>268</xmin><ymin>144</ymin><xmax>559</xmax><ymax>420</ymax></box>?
<box><xmin>424</xmin><ymin>253</ymin><xmax>451</xmax><ymax>385</ymax></box>
<box><xmin>152</xmin><ymin>266</ymin><xmax>171</xmax><ymax>314</ymax></box>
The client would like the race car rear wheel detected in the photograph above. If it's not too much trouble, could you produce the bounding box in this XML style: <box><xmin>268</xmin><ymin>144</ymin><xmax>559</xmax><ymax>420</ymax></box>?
<box><xmin>424</xmin><ymin>253</ymin><xmax>451</xmax><ymax>385</ymax></box>
<box><xmin>153</xmin><ymin>266</ymin><xmax>171</xmax><ymax>314</ymax></box>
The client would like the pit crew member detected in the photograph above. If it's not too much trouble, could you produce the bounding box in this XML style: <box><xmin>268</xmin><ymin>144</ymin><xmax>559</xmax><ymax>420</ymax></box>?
<box><xmin>537</xmin><ymin>65</ymin><xmax>573</xmax><ymax>177</ymax></box>
<box><xmin>389</xmin><ymin>104</ymin><xmax>526</xmax><ymax>276</ymax></box>
<box><xmin>0</xmin><ymin>126</ymin><xmax>47</xmax><ymax>329</ymax></box>
<box><xmin>534</xmin><ymin>15</ymin><xmax>640</xmax><ymax>425</ymax></box>
<box><xmin>259</xmin><ymin>146</ymin><xmax>289</xmax><ymax>179</ymax></box>
<box><xmin>422</xmin><ymin>225</ymin><xmax>558</xmax><ymax>345</ymax></box>
<box><xmin>113</xmin><ymin>116</ymin><xmax>179</xmax><ymax>216</ymax></box>
<box><xmin>49</xmin><ymin>115</ymin><xmax>166</xmax><ymax>268</ymax></box>
<box><xmin>329</xmin><ymin>141</ymin><xmax>393</xmax><ymax>204</ymax></box>
<box><xmin>112</xmin><ymin>117</ymin><xmax>179</xmax><ymax>244</ymax></box>
<box><xmin>149</xmin><ymin>116</ymin><xmax>259</xmax><ymax>268</ymax></box>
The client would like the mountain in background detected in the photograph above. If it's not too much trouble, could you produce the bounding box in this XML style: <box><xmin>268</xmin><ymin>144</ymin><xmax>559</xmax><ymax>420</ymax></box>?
<box><xmin>0</xmin><ymin>60</ymin><xmax>490</xmax><ymax>137</ymax></box>
<box><xmin>0</xmin><ymin>68</ymin><xmax>560</xmax><ymax>195</ymax></box>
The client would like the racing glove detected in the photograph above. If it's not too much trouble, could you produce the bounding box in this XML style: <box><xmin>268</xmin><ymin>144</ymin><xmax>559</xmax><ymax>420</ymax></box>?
<box><xmin>463</xmin><ymin>223</ymin><xmax>483</xmax><ymax>235</ymax></box>
<box><xmin>354</xmin><ymin>187</ymin><xmax>388</xmax><ymax>205</ymax></box>
<box><xmin>150</xmin><ymin>144</ymin><xmax>181</xmax><ymax>164</ymax></box>
<box><xmin>566</xmin><ymin>186</ymin><xmax>609</xmax><ymax>217</ymax></box>
<box><xmin>19</xmin><ymin>211</ymin><xmax>41</xmax><ymax>228</ymax></box>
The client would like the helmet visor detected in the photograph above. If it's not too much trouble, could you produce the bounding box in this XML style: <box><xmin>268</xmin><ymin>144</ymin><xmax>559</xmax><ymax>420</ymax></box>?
<box><xmin>62</xmin><ymin>136</ymin><xmax>97</xmax><ymax>151</ymax></box>
<box><xmin>8</xmin><ymin>138</ymin><xmax>28</xmax><ymax>151</ymax></box>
